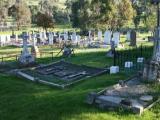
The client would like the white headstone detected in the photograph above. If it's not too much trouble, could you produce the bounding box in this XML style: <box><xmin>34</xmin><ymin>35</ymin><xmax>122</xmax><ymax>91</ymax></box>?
<box><xmin>110</xmin><ymin>66</ymin><xmax>119</xmax><ymax>74</ymax></box>
<box><xmin>112</xmin><ymin>32</ymin><xmax>120</xmax><ymax>46</ymax></box>
<box><xmin>0</xmin><ymin>35</ymin><xmax>6</xmax><ymax>45</ymax></box>
<box><xmin>89</xmin><ymin>31</ymin><xmax>91</xmax><ymax>39</ymax></box>
<box><xmin>77</xmin><ymin>35</ymin><xmax>81</xmax><ymax>41</ymax></box>
<box><xmin>15</xmin><ymin>34</ymin><xmax>18</xmax><ymax>41</ymax></box>
<box><xmin>104</xmin><ymin>30</ymin><xmax>112</xmax><ymax>44</ymax></box>
<box><xmin>39</xmin><ymin>32</ymin><xmax>43</xmax><ymax>41</ymax></box>
<box><xmin>137</xmin><ymin>57</ymin><xmax>144</xmax><ymax>63</ymax></box>
<box><xmin>98</xmin><ymin>31</ymin><xmax>102</xmax><ymax>41</ymax></box>
<box><xmin>64</xmin><ymin>32</ymin><xmax>68</xmax><ymax>41</ymax></box>
<box><xmin>18</xmin><ymin>32</ymin><xmax>35</xmax><ymax>65</ymax></box>
<box><xmin>72</xmin><ymin>32</ymin><xmax>77</xmax><ymax>43</ymax></box>
<box><xmin>126</xmin><ymin>31</ymin><xmax>131</xmax><ymax>41</ymax></box>
<box><xmin>32</xmin><ymin>34</ymin><xmax>37</xmax><ymax>46</ymax></box>
<box><xmin>49</xmin><ymin>33</ymin><xmax>54</xmax><ymax>45</ymax></box>
<box><xmin>42</xmin><ymin>32</ymin><xmax>47</xmax><ymax>40</ymax></box>
<box><xmin>125</xmin><ymin>61</ymin><xmax>133</xmax><ymax>68</ymax></box>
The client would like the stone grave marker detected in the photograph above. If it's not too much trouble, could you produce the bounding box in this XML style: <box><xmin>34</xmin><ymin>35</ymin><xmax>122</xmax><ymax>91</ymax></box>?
<box><xmin>18</xmin><ymin>32</ymin><xmax>35</xmax><ymax>66</ymax></box>
<box><xmin>130</xmin><ymin>30</ymin><xmax>137</xmax><ymax>46</ymax></box>
<box><xmin>49</xmin><ymin>33</ymin><xmax>54</xmax><ymax>45</ymax></box>
<box><xmin>143</xmin><ymin>27</ymin><xmax>160</xmax><ymax>82</ymax></box>
<box><xmin>31</xmin><ymin>34</ymin><xmax>40</xmax><ymax>58</ymax></box>
<box><xmin>126</xmin><ymin>31</ymin><xmax>131</xmax><ymax>41</ymax></box>
<box><xmin>112</xmin><ymin>32</ymin><xmax>120</xmax><ymax>47</ymax></box>
<box><xmin>104</xmin><ymin>30</ymin><xmax>112</xmax><ymax>44</ymax></box>
<box><xmin>64</xmin><ymin>32</ymin><xmax>68</xmax><ymax>41</ymax></box>
<box><xmin>98</xmin><ymin>30</ymin><xmax>102</xmax><ymax>41</ymax></box>
<box><xmin>72</xmin><ymin>31</ymin><xmax>77</xmax><ymax>43</ymax></box>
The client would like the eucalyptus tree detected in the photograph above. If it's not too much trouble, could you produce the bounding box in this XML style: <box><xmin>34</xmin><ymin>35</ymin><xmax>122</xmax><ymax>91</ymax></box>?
<box><xmin>8</xmin><ymin>0</ymin><xmax>31</xmax><ymax>30</ymax></box>
<box><xmin>71</xmin><ymin>0</ymin><xmax>135</xmax><ymax>31</ymax></box>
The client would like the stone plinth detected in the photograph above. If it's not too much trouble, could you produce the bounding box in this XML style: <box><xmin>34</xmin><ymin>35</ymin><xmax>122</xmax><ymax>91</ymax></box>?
<box><xmin>143</xmin><ymin>60</ymin><xmax>160</xmax><ymax>82</ymax></box>
<box><xmin>18</xmin><ymin>49</ymin><xmax>35</xmax><ymax>66</ymax></box>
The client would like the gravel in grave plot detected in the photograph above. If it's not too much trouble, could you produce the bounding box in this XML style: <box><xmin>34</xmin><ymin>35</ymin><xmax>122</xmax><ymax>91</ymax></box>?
<box><xmin>103</xmin><ymin>78</ymin><xmax>154</xmax><ymax>98</ymax></box>
<box><xmin>21</xmin><ymin>61</ymin><xmax>107</xmax><ymax>85</ymax></box>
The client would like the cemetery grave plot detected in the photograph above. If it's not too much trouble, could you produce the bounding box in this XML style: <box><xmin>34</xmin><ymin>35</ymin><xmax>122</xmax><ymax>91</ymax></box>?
<box><xmin>86</xmin><ymin>75</ymin><xmax>160</xmax><ymax>115</ymax></box>
<box><xmin>17</xmin><ymin>60</ymin><xmax>108</xmax><ymax>88</ymax></box>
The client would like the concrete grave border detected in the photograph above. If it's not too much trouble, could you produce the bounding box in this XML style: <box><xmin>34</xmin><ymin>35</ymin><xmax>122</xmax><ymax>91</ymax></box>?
<box><xmin>86</xmin><ymin>74</ymin><xmax>160</xmax><ymax>115</ymax></box>
<box><xmin>16</xmin><ymin>60</ymin><xmax>109</xmax><ymax>89</ymax></box>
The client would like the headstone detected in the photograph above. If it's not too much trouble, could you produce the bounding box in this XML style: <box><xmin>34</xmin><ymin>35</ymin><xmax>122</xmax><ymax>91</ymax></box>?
<box><xmin>31</xmin><ymin>34</ymin><xmax>40</xmax><ymax>58</ymax></box>
<box><xmin>98</xmin><ymin>31</ymin><xmax>102</xmax><ymax>41</ymax></box>
<box><xmin>104</xmin><ymin>30</ymin><xmax>112</xmax><ymax>44</ymax></box>
<box><xmin>72</xmin><ymin>31</ymin><xmax>77</xmax><ymax>43</ymax></box>
<box><xmin>88</xmin><ymin>30</ymin><xmax>91</xmax><ymax>40</ymax></box>
<box><xmin>77</xmin><ymin>35</ymin><xmax>81</xmax><ymax>42</ymax></box>
<box><xmin>15</xmin><ymin>34</ymin><xmax>18</xmax><ymax>42</ymax></box>
<box><xmin>49</xmin><ymin>33</ymin><xmax>54</xmax><ymax>45</ymax></box>
<box><xmin>137</xmin><ymin>57</ymin><xmax>144</xmax><ymax>63</ymax></box>
<box><xmin>0</xmin><ymin>35</ymin><xmax>6</xmax><ymax>46</ymax></box>
<box><xmin>110</xmin><ymin>66</ymin><xmax>119</xmax><ymax>74</ymax></box>
<box><xmin>126</xmin><ymin>31</ymin><xmax>131</xmax><ymax>41</ymax></box>
<box><xmin>18</xmin><ymin>32</ymin><xmax>35</xmax><ymax>66</ymax></box>
<box><xmin>42</xmin><ymin>32</ymin><xmax>47</xmax><ymax>41</ymax></box>
<box><xmin>112</xmin><ymin>32</ymin><xmax>120</xmax><ymax>47</ymax></box>
<box><xmin>64</xmin><ymin>32</ymin><xmax>68</xmax><ymax>41</ymax></box>
<box><xmin>125</xmin><ymin>61</ymin><xmax>133</xmax><ymax>68</ymax></box>
<box><xmin>130</xmin><ymin>30</ymin><xmax>137</xmax><ymax>46</ymax></box>
<box><xmin>39</xmin><ymin>32</ymin><xmax>43</xmax><ymax>42</ymax></box>
<box><xmin>143</xmin><ymin>27</ymin><xmax>160</xmax><ymax>82</ymax></box>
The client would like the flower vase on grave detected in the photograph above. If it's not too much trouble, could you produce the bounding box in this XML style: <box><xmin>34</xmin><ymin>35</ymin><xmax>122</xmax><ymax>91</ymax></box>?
<box><xmin>18</xmin><ymin>32</ymin><xmax>35</xmax><ymax>66</ymax></box>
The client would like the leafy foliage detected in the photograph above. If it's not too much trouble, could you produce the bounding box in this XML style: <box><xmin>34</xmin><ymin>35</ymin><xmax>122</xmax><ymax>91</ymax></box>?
<box><xmin>35</xmin><ymin>12</ymin><xmax>54</xmax><ymax>31</ymax></box>
<box><xmin>8</xmin><ymin>0</ymin><xmax>31</xmax><ymax>29</ymax></box>
<box><xmin>71</xmin><ymin>0</ymin><xmax>135</xmax><ymax>31</ymax></box>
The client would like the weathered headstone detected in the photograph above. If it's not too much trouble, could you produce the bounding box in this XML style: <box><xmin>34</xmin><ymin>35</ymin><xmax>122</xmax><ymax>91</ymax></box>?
<box><xmin>64</xmin><ymin>32</ymin><xmax>68</xmax><ymax>41</ymax></box>
<box><xmin>88</xmin><ymin>30</ymin><xmax>92</xmax><ymax>40</ymax></box>
<box><xmin>130</xmin><ymin>30</ymin><xmax>137</xmax><ymax>46</ymax></box>
<box><xmin>18</xmin><ymin>32</ymin><xmax>35</xmax><ymax>66</ymax></box>
<box><xmin>112</xmin><ymin>32</ymin><xmax>120</xmax><ymax>47</ymax></box>
<box><xmin>98</xmin><ymin>31</ymin><xmax>102</xmax><ymax>41</ymax></box>
<box><xmin>31</xmin><ymin>34</ymin><xmax>40</xmax><ymax>58</ymax></box>
<box><xmin>72</xmin><ymin>31</ymin><xmax>77</xmax><ymax>43</ymax></box>
<box><xmin>49</xmin><ymin>33</ymin><xmax>54</xmax><ymax>45</ymax></box>
<box><xmin>126</xmin><ymin>31</ymin><xmax>131</xmax><ymax>41</ymax></box>
<box><xmin>143</xmin><ymin>27</ymin><xmax>160</xmax><ymax>82</ymax></box>
<box><xmin>104</xmin><ymin>30</ymin><xmax>112</xmax><ymax>44</ymax></box>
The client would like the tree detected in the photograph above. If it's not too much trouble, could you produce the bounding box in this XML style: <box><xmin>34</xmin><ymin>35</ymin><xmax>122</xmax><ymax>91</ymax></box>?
<box><xmin>0</xmin><ymin>0</ymin><xmax>11</xmax><ymax>24</ymax></box>
<box><xmin>35</xmin><ymin>12</ymin><xmax>54</xmax><ymax>32</ymax></box>
<box><xmin>8</xmin><ymin>0</ymin><xmax>31</xmax><ymax>30</ymax></box>
<box><xmin>145</xmin><ymin>4</ymin><xmax>156</xmax><ymax>35</ymax></box>
<box><xmin>71</xmin><ymin>0</ymin><xmax>135</xmax><ymax>31</ymax></box>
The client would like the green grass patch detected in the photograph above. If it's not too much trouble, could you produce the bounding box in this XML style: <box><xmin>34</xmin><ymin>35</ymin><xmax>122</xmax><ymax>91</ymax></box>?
<box><xmin>0</xmin><ymin>41</ymin><xmax>159</xmax><ymax>120</ymax></box>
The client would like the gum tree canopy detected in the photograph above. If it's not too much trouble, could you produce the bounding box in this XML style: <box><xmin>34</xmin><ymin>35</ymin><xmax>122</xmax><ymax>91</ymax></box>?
<box><xmin>8</xmin><ymin>0</ymin><xmax>31</xmax><ymax>30</ymax></box>
<box><xmin>71</xmin><ymin>0</ymin><xmax>135</xmax><ymax>30</ymax></box>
